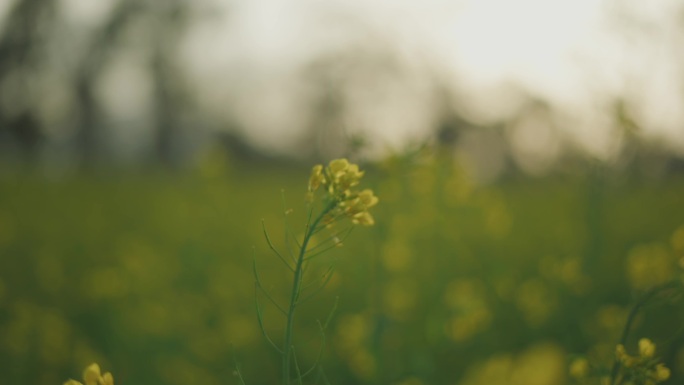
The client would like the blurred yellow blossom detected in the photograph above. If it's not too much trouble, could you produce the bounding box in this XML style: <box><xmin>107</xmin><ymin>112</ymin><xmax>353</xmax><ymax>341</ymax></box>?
<box><xmin>655</xmin><ymin>363</ymin><xmax>671</xmax><ymax>381</ymax></box>
<box><xmin>84</xmin><ymin>363</ymin><xmax>113</xmax><ymax>385</ymax></box>
<box><xmin>626</xmin><ymin>244</ymin><xmax>674</xmax><ymax>290</ymax></box>
<box><xmin>394</xmin><ymin>377</ymin><xmax>426</xmax><ymax>385</ymax></box>
<box><xmin>639</xmin><ymin>338</ymin><xmax>656</xmax><ymax>359</ymax></box>
<box><xmin>613</xmin><ymin>339</ymin><xmax>670</xmax><ymax>385</ymax></box>
<box><xmin>64</xmin><ymin>363</ymin><xmax>114</xmax><ymax>385</ymax></box>
<box><xmin>444</xmin><ymin>279</ymin><xmax>491</xmax><ymax>342</ymax></box>
<box><xmin>460</xmin><ymin>343</ymin><xmax>564</xmax><ymax>385</ymax></box>
<box><xmin>616</xmin><ymin>344</ymin><xmax>635</xmax><ymax>367</ymax></box>
<box><xmin>308</xmin><ymin>164</ymin><xmax>325</xmax><ymax>193</ymax></box>
<box><xmin>671</xmin><ymin>225</ymin><xmax>684</xmax><ymax>253</ymax></box>
<box><xmin>328</xmin><ymin>158</ymin><xmax>350</xmax><ymax>177</ymax></box>
<box><xmin>351</xmin><ymin>211</ymin><xmax>375</xmax><ymax>226</ymax></box>
<box><xmin>569</xmin><ymin>357</ymin><xmax>589</xmax><ymax>379</ymax></box>
<box><xmin>309</xmin><ymin>158</ymin><xmax>378</xmax><ymax>227</ymax></box>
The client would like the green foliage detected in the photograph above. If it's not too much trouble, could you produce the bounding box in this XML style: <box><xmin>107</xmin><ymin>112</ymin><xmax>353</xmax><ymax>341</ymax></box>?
<box><xmin>1</xmin><ymin>153</ymin><xmax>684</xmax><ymax>385</ymax></box>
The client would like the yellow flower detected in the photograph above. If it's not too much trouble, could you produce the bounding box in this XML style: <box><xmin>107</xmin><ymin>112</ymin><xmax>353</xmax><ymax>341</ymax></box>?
<box><xmin>639</xmin><ymin>338</ymin><xmax>656</xmax><ymax>359</ymax></box>
<box><xmin>308</xmin><ymin>164</ymin><xmax>325</xmax><ymax>192</ymax></box>
<box><xmin>328</xmin><ymin>159</ymin><xmax>350</xmax><ymax>178</ymax></box>
<box><xmin>83</xmin><ymin>363</ymin><xmax>102</xmax><ymax>385</ymax></box>
<box><xmin>358</xmin><ymin>189</ymin><xmax>379</xmax><ymax>208</ymax></box>
<box><xmin>569</xmin><ymin>357</ymin><xmax>589</xmax><ymax>378</ymax></box>
<box><xmin>342</xmin><ymin>190</ymin><xmax>378</xmax><ymax>215</ymax></box>
<box><xmin>80</xmin><ymin>363</ymin><xmax>114</xmax><ymax>385</ymax></box>
<box><xmin>306</xmin><ymin>158</ymin><xmax>377</xmax><ymax>227</ymax></box>
<box><xmin>655</xmin><ymin>363</ymin><xmax>670</xmax><ymax>381</ymax></box>
<box><xmin>342</xmin><ymin>163</ymin><xmax>364</xmax><ymax>184</ymax></box>
<box><xmin>616</xmin><ymin>344</ymin><xmax>635</xmax><ymax>367</ymax></box>
<box><xmin>616</xmin><ymin>344</ymin><xmax>627</xmax><ymax>359</ymax></box>
<box><xmin>352</xmin><ymin>211</ymin><xmax>375</xmax><ymax>226</ymax></box>
<box><xmin>324</xmin><ymin>159</ymin><xmax>363</xmax><ymax>192</ymax></box>
<box><xmin>101</xmin><ymin>372</ymin><xmax>114</xmax><ymax>385</ymax></box>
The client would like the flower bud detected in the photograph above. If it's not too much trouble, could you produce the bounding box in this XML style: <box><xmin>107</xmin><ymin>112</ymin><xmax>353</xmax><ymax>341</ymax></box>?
<box><xmin>638</xmin><ymin>338</ymin><xmax>656</xmax><ymax>359</ymax></box>
<box><xmin>655</xmin><ymin>363</ymin><xmax>670</xmax><ymax>381</ymax></box>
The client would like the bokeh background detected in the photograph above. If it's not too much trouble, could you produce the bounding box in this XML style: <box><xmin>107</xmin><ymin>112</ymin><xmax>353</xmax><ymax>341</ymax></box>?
<box><xmin>1</xmin><ymin>0</ymin><xmax>684</xmax><ymax>384</ymax></box>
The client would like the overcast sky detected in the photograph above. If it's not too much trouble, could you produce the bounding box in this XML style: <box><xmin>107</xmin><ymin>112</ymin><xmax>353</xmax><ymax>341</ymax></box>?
<box><xmin>178</xmin><ymin>0</ymin><xmax>684</xmax><ymax>159</ymax></box>
<box><xmin>2</xmin><ymin>0</ymin><xmax>683</xmax><ymax>164</ymax></box>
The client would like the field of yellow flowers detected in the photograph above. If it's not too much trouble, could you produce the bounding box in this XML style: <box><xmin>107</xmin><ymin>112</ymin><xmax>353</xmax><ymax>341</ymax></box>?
<box><xmin>1</xmin><ymin>151</ymin><xmax>683</xmax><ymax>385</ymax></box>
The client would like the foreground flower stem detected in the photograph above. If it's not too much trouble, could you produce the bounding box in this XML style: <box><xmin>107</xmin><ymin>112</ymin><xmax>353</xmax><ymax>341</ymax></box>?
<box><xmin>282</xmin><ymin>201</ymin><xmax>336</xmax><ymax>385</ymax></box>
<box><xmin>609</xmin><ymin>281</ymin><xmax>680</xmax><ymax>385</ymax></box>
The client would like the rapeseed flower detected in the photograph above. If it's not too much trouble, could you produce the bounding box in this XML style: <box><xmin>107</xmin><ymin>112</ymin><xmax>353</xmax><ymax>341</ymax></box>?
<box><xmin>63</xmin><ymin>363</ymin><xmax>114</xmax><ymax>385</ymax></box>
<box><xmin>307</xmin><ymin>158</ymin><xmax>378</xmax><ymax>226</ymax></box>
<box><xmin>638</xmin><ymin>338</ymin><xmax>655</xmax><ymax>359</ymax></box>
<box><xmin>308</xmin><ymin>164</ymin><xmax>325</xmax><ymax>193</ymax></box>
<box><xmin>616</xmin><ymin>344</ymin><xmax>635</xmax><ymax>367</ymax></box>
<box><xmin>569</xmin><ymin>357</ymin><xmax>589</xmax><ymax>379</ymax></box>
<box><xmin>351</xmin><ymin>211</ymin><xmax>375</xmax><ymax>226</ymax></box>
<box><xmin>654</xmin><ymin>363</ymin><xmax>670</xmax><ymax>381</ymax></box>
<box><xmin>612</xmin><ymin>339</ymin><xmax>670</xmax><ymax>385</ymax></box>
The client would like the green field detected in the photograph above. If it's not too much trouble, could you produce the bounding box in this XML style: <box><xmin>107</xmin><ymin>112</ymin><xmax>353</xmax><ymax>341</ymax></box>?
<box><xmin>1</xmin><ymin>153</ymin><xmax>683</xmax><ymax>385</ymax></box>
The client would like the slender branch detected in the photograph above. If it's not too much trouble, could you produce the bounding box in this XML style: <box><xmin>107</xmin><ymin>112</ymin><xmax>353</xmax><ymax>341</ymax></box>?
<box><xmin>610</xmin><ymin>281</ymin><xmax>681</xmax><ymax>385</ymax></box>
<box><xmin>323</xmin><ymin>296</ymin><xmax>339</xmax><ymax>329</ymax></box>
<box><xmin>292</xmin><ymin>346</ymin><xmax>304</xmax><ymax>385</ymax></box>
<box><xmin>299</xmin><ymin>267</ymin><xmax>336</xmax><ymax>304</ymax></box>
<box><xmin>262</xmin><ymin>221</ymin><xmax>295</xmax><ymax>272</ymax></box>
<box><xmin>282</xmin><ymin>190</ymin><xmax>303</xmax><ymax>251</ymax></box>
<box><xmin>282</xmin><ymin>200</ymin><xmax>337</xmax><ymax>385</ymax></box>
<box><xmin>304</xmin><ymin>228</ymin><xmax>353</xmax><ymax>262</ymax></box>
<box><xmin>301</xmin><ymin>297</ymin><xmax>339</xmax><ymax>378</ymax></box>
<box><xmin>232</xmin><ymin>346</ymin><xmax>248</xmax><ymax>385</ymax></box>
<box><xmin>304</xmin><ymin>244</ymin><xmax>342</xmax><ymax>262</ymax></box>
<box><xmin>253</xmin><ymin>258</ymin><xmax>287</xmax><ymax>316</ymax></box>
<box><xmin>255</xmin><ymin>282</ymin><xmax>288</xmax><ymax>316</ymax></box>
<box><xmin>302</xmin><ymin>265</ymin><xmax>335</xmax><ymax>291</ymax></box>
<box><xmin>305</xmin><ymin>227</ymin><xmax>353</xmax><ymax>255</ymax></box>
<box><xmin>255</xmin><ymin>283</ymin><xmax>284</xmax><ymax>354</ymax></box>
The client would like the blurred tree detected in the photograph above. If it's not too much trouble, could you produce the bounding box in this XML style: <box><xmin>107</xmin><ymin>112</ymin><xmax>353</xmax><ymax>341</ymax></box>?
<box><xmin>73</xmin><ymin>0</ymin><xmax>143</xmax><ymax>166</ymax></box>
<box><xmin>0</xmin><ymin>0</ymin><xmax>57</xmax><ymax>160</ymax></box>
<box><xmin>300</xmin><ymin>53</ymin><xmax>350</xmax><ymax>160</ymax></box>
<box><xmin>0</xmin><ymin>0</ymin><xmax>205</xmax><ymax>168</ymax></box>
<box><xmin>148</xmin><ymin>1</ymin><xmax>194</xmax><ymax>167</ymax></box>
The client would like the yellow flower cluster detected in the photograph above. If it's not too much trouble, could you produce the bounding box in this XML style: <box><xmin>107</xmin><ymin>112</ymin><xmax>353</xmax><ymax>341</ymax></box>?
<box><xmin>64</xmin><ymin>363</ymin><xmax>114</xmax><ymax>385</ymax></box>
<box><xmin>569</xmin><ymin>357</ymin><xmax>589</xmax><ymax>379</ymax></box>
<box><xmin>308</xmin><ymin>158</ymin><xmax>378</xmax><ymax>226</ymax></box>
<box><xmin>615</xmin><ymin>338</ymin><xmax>670</xmax><ymax>384</ymax></box>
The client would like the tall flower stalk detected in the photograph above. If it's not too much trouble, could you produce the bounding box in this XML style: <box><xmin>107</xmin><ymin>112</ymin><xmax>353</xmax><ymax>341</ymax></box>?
<box><xmin>254</xmin><ymin>158</ymin><xmax>378</xmax><ymax>385</ymax></box>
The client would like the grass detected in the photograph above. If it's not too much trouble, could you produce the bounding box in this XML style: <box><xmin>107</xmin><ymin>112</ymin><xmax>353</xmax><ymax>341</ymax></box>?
<box><xmin>1</xmin><ymin>155</ymin><xmax>683</xmax><ymax>385</ymax></box>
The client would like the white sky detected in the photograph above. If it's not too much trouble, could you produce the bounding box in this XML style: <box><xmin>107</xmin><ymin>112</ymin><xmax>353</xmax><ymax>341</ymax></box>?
<box><xmin>2</xmin><ymin>0</ymin><xmax>683</xmax><ymax>163</ymax></box>
<box><xmin>178</xmin><ymin>0</ymin><xmax>684</xmax><ymax>160</ymax></box>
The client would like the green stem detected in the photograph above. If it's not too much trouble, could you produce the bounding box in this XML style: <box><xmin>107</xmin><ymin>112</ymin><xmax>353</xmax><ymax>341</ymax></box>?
<box><xmin>610</xmin><ymin>281</ymin><xmax>680</xmax><ymax>385</ymax></box>
<box><xmin>282</xmin><ymin>201</ymin><xmax>336</xmax><ymax>385</ymax></box>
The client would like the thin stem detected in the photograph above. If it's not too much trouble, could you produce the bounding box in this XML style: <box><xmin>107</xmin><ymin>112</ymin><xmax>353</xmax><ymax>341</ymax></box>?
<box><xmin>262</xmin><ymin>221</ymin><xmax>295</xmax><ymax>272</ymax></box>
<box><xmin>253</xmin><ymin>257</ymin><xmax>288</xmax><ymax>316</ymax></box>
<box><xmin>304</xmin><ymin>229</ymin><xmax>353</xmax><ymax>262</ymax></box>
<box><xmin>255</xmin><ymin>283</ymin><xmax>284</xmax><ymax>354</ymax></box>
<box><xmin>282</xmin><ymin>201</ymin><xmax>336</xmax><ymax>385</ymax></box>
<box><xmin>302</xmin><ymin>265</ymin><xmax>335</xmax><ymax>291</ymax></box>
<box><xmin>302</xmin><ymin>297</ymin><xmax>339</xmax><ymax>379</ymax></box>
<box><xmin>299</xmin><ymin>267</ymin><xmax>336</xmax><ymax>304</ymax></box>
<box><xmin>232</xmin><ymin>348</ymin><xmax>248</xmax><ymax>385</ymax></box>
<box><xmin>305</xmin><ymin>227</ymin><xmax>353</xmax><ymax>255</ymax></box>
<box><xmin>610</xmin><ymin>281</ymin><xmax>680</xmax><ymax>385</ymax></box>
<box><xmin>292</xmin><ymin>346</ymin><xmax>304</xmax><ymax>385</ymax></box>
